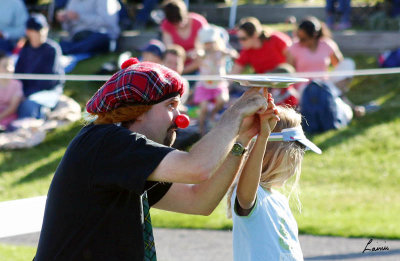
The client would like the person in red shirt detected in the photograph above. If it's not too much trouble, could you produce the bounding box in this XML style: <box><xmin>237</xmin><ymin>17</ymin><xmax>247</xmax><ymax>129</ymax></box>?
<box><xmin>231</xmin><ymin>17</ymin><xmax>292</xmax><ymax>74</ymax></box>
<box><xmin>161</xmin><ymin>0</ymin><xmax>208</xmax><ymax>74</ymax></box>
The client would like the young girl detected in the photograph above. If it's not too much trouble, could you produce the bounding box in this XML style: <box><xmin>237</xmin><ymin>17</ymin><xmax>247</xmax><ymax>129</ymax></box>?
<box><xmin>227</xmin><ymin>105</ymin><xmax>322</xmax><ymax>261</ymax></box>
<box><xmin>193</xmin><ymin>25</ymin><xmax>237</xmax><ymax>136</ymax></box>
<box><xmin>0</xmin><ymin>52</ymin><xmax>23</xmax><ymax>131</ymax></box>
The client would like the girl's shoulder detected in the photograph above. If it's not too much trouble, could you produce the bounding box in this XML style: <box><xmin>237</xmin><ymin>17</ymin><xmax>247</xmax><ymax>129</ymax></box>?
<box><xmin>287</xmin><ymin>40</ymin><xmax>302</xmax><ymax>52</ymax></box>
<box><xmin>319</xmin><ymin>37</ymin><xmax>339</xmax><ymax>50</ymax></box>
<box><xmin>188</xmin><ymin>12</ymin><xmax>208</xmax><ymax>26</ymax></box>
<box><xmin>261</xmin><ymin>187</ymin><xmax>290</xmax><ymax>205</ymax></box>
<box><xmin>269</xmin><ymin>31</ymin><xmax>292</xmax><ymax>45</ymax></box>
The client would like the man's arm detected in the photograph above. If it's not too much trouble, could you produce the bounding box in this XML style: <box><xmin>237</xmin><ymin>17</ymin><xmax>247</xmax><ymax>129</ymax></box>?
<box><xmin>147</xmin><ymin>89</ymin><xmax>267</xmax><ymax>185</ymax></box>
<box><xmin>153</xmin><ymin>96</ymin><xmax>279</xmax><ymax>215</ymax></box>
<box><xmin>153</xmin><ymin>111</ymin><xmax>264</xmax><ymax>215</ymax></box>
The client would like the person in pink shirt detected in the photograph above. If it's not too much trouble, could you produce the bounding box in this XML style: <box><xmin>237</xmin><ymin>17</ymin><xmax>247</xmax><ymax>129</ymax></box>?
<box><xmin>286</xmin><ymin>16</ymin><xmax>343</xmax><ymax>91</ymax></box>
<box><xmin>161</xmin><ymin>0</ymin><xmax>208</xmax><ymax>74</ymax></box>
<box><xmin>0</xmin><ymin>52</ymin><xmax>23</xmax><ymax>131</ymax></box>
<box><xmin>231</xmin><ymin>17</ymin><xmax>292</xmax><ymax>75</ymax></box>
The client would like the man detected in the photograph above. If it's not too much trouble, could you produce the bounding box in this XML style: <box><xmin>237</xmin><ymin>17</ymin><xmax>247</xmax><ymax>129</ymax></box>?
<box><xmin>56</xmin><ymin>0</ymin><xmax>121</xmax><ymax>54</ymax></box>
<box><xmin>163</xmin><ymin>44</ymin><xmax>186</xmax><ymax>75</ymax></box>
<box><xmin>140</xmin><ymin>39</ymin><xmax>165</xmax><ymax>64</ymax></box>
<box><xmin>163</xmin><ymin>44</ymin><xmax>189</xmax><ymax>105</ymax></box>
<box><xmin>34</xmin><ymin>58</ymin><xmax>273</xmax><ymax>260</ymax></box>
<box><xmin>0</xmin><ymin>0</ymin><xmax>28</xmax><ymax>53</ymax></box>
<box><xmin>15</xmin><ymin>13</ymin><xmax>64</xmax><ymax>119</ymax></box>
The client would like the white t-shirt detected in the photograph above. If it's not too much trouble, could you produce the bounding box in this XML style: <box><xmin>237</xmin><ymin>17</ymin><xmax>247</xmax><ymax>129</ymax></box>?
<box><xmin>231</xmin><ymin>186</ymin><xmax>303</xmax><ymax>261</ymax></box>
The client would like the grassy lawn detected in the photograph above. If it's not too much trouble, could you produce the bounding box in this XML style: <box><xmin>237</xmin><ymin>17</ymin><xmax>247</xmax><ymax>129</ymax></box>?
<box><xmin>0</xmin><ymin>53</ymin><xmax>399</xmax><ymax>247</ymax></box>
<box><xmin>0</xmin><ymin>244</ymin><xmax>36</xmax><ymax>261</ymax></box>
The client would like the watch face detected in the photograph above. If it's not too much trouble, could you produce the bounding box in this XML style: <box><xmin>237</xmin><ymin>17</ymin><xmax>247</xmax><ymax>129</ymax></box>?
<box><xmin>232</xmin><ymin>143</ymin><xmax>245</xmax><ymax>156</ymax></box>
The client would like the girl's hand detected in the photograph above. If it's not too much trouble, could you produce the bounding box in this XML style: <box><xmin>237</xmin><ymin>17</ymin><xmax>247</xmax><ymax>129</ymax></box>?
<box><xmin>259</xmin><ymin>90</ymin><xmax>279</xmax><ymax>138</ymax></box>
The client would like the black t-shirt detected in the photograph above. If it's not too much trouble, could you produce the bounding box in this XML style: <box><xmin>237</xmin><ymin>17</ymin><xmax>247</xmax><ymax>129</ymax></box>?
<box><xmin>34</xmin><ymin>124</ymin><xmax>175</xmax><ymax>261</ymax></box>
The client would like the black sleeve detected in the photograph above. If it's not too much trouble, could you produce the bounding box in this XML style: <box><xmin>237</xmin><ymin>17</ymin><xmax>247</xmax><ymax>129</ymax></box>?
<box><xmin>92</xmin><ymin>126</ymin><xmax>175</xmax><ymax>195</ymax></box>
<box><xmin>145</xmin><ymin>181</ymin><xmax>173</xmax><ymax>207</ymax></box>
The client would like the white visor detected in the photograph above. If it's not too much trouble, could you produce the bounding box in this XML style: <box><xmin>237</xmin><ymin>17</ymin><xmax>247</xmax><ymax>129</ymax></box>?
<box><xmin>269</xmin><ymin>126</ymin><xmax>322</xmax><ymax>154</ymax></box>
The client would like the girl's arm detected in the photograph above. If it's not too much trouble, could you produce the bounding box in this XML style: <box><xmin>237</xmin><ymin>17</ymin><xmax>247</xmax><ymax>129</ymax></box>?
<box><xmin>230</xmin><ymin>63</ymin><xmax>244</xmax><ymax>75</ymax></box>
<box><xmin>285</xmin><ymin>49</ymin><xmax>296</xmax><ymax>67</ymax></box>
<box><xmin>329</xmin><ymin>40</ymin><xmax>343</xmax><ymax>67</ymax></box>
<box><xmin>236</xmin><ymin>92</ymin><xmax>279</xmax><ymax>215</ymax></box>
<box><xmin>162</xmin><ymin>32</ymin><xmax>174</xmax><ymax>46</ymax></box>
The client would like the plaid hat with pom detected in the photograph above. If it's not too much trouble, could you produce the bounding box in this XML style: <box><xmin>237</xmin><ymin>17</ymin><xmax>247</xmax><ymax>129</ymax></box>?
<box><xmin>86</xmin><ymin>58</ymin><xmax>185</xmax><ymax>114</ymax></box>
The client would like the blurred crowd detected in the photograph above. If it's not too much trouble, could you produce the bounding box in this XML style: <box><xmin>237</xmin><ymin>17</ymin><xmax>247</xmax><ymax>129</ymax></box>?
<box><xmin>1</xmin><ymin>0</ymin><xmax>383</xmax><ymax>140</ymax></box>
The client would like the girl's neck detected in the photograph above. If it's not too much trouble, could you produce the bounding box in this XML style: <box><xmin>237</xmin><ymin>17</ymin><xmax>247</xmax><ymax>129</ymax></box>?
<box><xmin>254</xmin><ymin>38</ymin><xmax>263</xmax><ymax>49</ymax></box>
<box><xmin>308</xmin><ymin>39</ymin><xmax>319</xmax><ymax>51</ymax></box>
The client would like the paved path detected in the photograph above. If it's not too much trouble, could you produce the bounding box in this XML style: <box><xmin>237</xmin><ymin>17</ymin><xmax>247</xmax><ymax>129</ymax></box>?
<box><xmin>1</xmin><ymin>229</ymin><xmax>400</xmax><ymax>261</ymax></box>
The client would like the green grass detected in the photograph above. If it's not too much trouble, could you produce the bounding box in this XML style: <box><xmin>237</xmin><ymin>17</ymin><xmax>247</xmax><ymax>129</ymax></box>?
<box><xmin>0</xmin><ymin>244</ymin><xmax>36</xmax><ymax>261</ymax></box>
<box><xmin>1</xmin><ymin>54</ymin><xmax>399</xmax><ymax>242</ymax></box>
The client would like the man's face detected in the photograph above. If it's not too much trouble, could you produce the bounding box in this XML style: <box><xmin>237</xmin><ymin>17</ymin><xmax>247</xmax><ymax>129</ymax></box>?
<box><xmin>26</xmin><ymin>29</ymin><xmax>41</xmax><ymax>42</ymax></box>
<box><xmin>163</xmin><ymin>53</ymin><xmax>184</xmax><ymax>74</ymax></box>
<box><xmin>136</xmin><ymin>96</ymin><xmax>181</xmax><ymax>146</ymax></box>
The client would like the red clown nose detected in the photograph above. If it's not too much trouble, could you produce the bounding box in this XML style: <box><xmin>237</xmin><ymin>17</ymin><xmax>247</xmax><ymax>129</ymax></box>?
<box><xmin>175</xmin><ymin>114</ymin><xmax>190</xmax><ymax>129</ymax></box>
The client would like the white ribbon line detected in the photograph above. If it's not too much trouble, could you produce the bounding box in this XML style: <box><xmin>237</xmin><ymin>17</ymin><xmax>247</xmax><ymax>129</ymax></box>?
<box><xmin>1</xmin><ymin>66</ymin><xmax>400</xmax><ymax>82</ymax></box>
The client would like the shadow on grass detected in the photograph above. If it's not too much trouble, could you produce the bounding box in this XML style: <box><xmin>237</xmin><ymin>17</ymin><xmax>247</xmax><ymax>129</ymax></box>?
<box><xmin>12</xmin><ymin>153</ymin><xmax>63</xmax><ymax>185</ymax></box>
<box><xmin>0</xmin><ymin>122</ymin><xmax>83</xmax><ymax>178</ymax></box>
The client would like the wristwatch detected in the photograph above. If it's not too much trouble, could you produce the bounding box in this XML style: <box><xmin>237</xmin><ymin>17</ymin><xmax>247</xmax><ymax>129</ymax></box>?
<box><xmin>231</xmin><ymin>142</ymin><xmax>247</xmax><ymax>156</ymax></box>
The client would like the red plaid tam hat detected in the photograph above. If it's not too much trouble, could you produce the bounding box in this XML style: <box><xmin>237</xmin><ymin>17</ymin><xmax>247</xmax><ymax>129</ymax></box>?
<box><xmin>86</xmin><ymin>58</ymin><xmax>185</xmax><ymax>114</ymax></box>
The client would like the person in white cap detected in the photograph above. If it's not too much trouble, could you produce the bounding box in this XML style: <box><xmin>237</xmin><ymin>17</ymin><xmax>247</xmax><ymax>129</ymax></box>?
<box><xmin>227</xmin><ymin>105</ymin><xmax>322</xmax><ymax>261</ymax></box>
<box><xmin>193</xmin><ymin>25</ymin><xmax>238</xmax><ymax>136</ymax></box>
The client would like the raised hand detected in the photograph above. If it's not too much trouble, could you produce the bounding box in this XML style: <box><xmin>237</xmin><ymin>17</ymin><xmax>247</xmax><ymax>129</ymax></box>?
<box><xmin>258</xmin><ymin>90</ymin><xmax>279</xmax><ymax>138</ymax></box>
<box><xmin>230</xmin><ymin>87</ymin><xmax>268</xmax><ymax>120</ymax></box>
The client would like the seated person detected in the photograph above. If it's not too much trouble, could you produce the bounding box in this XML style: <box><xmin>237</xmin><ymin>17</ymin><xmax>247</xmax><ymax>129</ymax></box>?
<box><xmin>300</xmin><ymin>58</ymin><xmax>365</xmax><ymax>134</ymax></box>
<box><xmin>230</xmin><ymin>17</ymin><xmax>292</xmax><ymax>75</ymax></box>
<box><xmin>0</xmin><ymin>52</ymin><xmax>23</xmax><ymax>131</ymax></box>
<box><xmin>286</xmin><ymin>16</ymin><xmax>343</xmax><ymax>93</ymax></box>
<box><xmin>0</xmin><ymin>0</ymin><xmax>28</xmax><ymax>54</ymax></box>
<box><xmin>163</xmin><ymin>44</ymin><xmax>189</xmax><ymax>105</ymax></box>
<box><xmin>193</xmin><ymin>26</ymin><xmax>232</xmax><ymax>136</ymax></box>
<box><xmin>161</xmin><ymin>0</ymin><xmax>208</xmax><ymax>74</ymax></box>
<box><xmin>15</xmin><ymin>13</ymin><xmax>64</xmax><ymax>119</ymax></box>
<box><xmin>328</xmin><ymin>58</ymin><xmax>366</xmax><ymax>118</ymax></box>
<box><xmin>56</xmin><ymin>0</ymin><xmax>121</xmax><ymax>55</ymax></box>
<box><xmin>140</xmin><ymin>39</ymin><xmax>166</xmax><ymax>64</ymax></box>
<box><xmin>269</xmin><ymin>63</ymin><xmax>299</xmax><ymax>108</ymax></box>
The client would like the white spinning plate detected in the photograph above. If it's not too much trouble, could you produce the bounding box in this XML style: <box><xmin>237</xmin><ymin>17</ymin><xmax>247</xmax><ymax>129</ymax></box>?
<box><xmin>222</xmin><ymin>75</ymin><xmax>309</xmax><ymax>88</ymax></box>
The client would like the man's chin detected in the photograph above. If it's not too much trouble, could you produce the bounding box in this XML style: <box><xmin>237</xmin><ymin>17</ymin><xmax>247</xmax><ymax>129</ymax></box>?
<box><xmin>163</xmin><ymin>130</ymin><xmax>176</xmax><ymax>146</ymax></box>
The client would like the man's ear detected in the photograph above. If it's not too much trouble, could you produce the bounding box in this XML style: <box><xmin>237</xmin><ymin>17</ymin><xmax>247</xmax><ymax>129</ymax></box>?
<box><xmin>135</xmin><ymin>111</ymin><xmax>147</xmax><ymax>122</ymax></box>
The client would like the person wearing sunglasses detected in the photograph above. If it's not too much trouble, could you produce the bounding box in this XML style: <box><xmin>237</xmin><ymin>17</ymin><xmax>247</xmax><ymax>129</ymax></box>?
<box><xmin>286</xmin><ymin>16</ymin><xmax>343</xmax><ymax>93</ymax></box>
<box><xmin>230</xmin><ymin>17</ymin><xmax>292</xmax><ymax>75</ymax></box>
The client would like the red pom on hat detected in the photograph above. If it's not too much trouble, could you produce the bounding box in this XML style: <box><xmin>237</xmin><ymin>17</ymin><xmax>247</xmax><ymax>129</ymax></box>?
<box><xmin>121</xmin><ymin>57</ymin><xmax>140</xmax><ymax>69</ymax></box>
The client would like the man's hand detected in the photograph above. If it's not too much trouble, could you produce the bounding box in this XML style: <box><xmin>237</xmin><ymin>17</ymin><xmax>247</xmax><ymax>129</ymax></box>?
<box><xmin>237</xmin><ymin>115</ymin><xmax>260</xmax><ymax>146</ymax></box>
<box><xmin>231</xmin><ymin>87</ymin><xmax>268</xmax><ymax>119</ymax></box>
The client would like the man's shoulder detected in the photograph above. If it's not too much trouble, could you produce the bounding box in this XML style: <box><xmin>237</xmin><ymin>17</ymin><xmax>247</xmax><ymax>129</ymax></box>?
<box><xmin>42</xmin><ymin>39</ymin><xmax>62</xmax><ymax>52</ymax></box>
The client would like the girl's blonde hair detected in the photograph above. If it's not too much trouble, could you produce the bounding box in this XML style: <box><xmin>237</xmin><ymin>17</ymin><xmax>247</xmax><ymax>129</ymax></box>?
<box><xmin>227</xmin><ymin>106</ymin><xmax>305</xmax><ymax>218</ymax></box>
